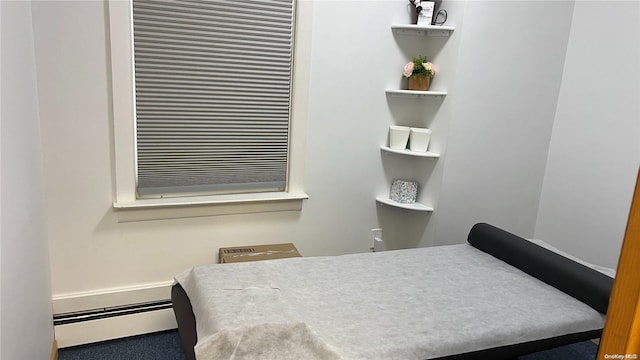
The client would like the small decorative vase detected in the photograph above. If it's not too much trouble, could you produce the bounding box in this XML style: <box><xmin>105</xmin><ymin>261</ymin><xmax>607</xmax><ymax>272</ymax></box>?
<box><xmin>408</xmin><ymin>76</ymin><xmax>431</xmax><ymax>91</ymax></box>
<box><xmin>411</xmin><ymin>7</ymin><xmax>419</xmax><ymax>25</ymax></box>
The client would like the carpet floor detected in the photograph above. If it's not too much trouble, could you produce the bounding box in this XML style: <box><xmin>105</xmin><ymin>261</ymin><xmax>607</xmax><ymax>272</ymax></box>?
<box><xmin>58</xmin><ymin>330</ymin><xmax>185</xmax><ymax>360</ymax></box>
<box><xmin>58</xmin><ymin>330</ymin><xmax>598</xmax><ymax>360</ymax></box>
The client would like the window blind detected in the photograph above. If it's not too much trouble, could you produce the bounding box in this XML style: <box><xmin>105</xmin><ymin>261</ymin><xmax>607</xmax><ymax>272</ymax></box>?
<box><xmin>132</xmin><ymin>0</ymin><xmax>294</xmax><ymax>197</ymax></box>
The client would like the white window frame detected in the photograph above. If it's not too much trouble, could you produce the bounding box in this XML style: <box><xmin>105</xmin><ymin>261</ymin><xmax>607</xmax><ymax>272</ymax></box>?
<box><xmin>108</xmin><ymin>0</ymin><xmax>311</xmax><ymax>221</ymax></box>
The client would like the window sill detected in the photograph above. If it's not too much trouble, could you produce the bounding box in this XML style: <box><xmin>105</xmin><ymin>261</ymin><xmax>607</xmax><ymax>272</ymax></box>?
<box><xmin>112</xmin><ymin>192</ymin><xmax>309</xmax><ymax>222</ymax></box>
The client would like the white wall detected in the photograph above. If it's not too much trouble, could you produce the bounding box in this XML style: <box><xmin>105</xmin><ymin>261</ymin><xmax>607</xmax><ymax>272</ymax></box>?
<box><xmin>31</xmin><ymin>0</ymin><xmax>379</xmax><ymax>299</ymax></box>
<box><xmin>0</xmin><ymin>1</ymin><xmax>54</xmax><ymax>359</ymax></box>
<box><xmin>29</xmin><ymin>0</ymin><xmax>639</xmax><ymax>344</ymax></box>
<box><xmin>432</xmin><ymin>0</ymin><xmax>575</xmax><ymax>245</ymax></box>
<box><xmin>534</xmin><ymin>1</ymin><xmax>640</xmax><ymax>268</ymax></box>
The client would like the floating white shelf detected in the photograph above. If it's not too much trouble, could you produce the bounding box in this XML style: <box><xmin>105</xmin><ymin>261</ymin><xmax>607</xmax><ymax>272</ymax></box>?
<box><xmin>380</xmin><ymin>146</ymin><xmax>440</xmax><ymax>158</ymax></box>
<box><xmin>376</xmin><ymin>197</ymin><xmax>434</xmax><ymax>212</ymax></box>
<box><xmin>385</xmin><ymin>89</ymin><xmax>447</xmax><ymax>98</ymax></box>
<box><xmin>391</xmin><ymin>24</ymin><xmax>455</xmax><ymax>37</ymax></box>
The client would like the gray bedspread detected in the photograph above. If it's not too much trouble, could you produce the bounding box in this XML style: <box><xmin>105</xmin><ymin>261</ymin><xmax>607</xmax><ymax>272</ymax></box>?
<box><xmin>175</xmin><ymin>244</ymin><xmax>607</xmax><ymax>360</ymax></box>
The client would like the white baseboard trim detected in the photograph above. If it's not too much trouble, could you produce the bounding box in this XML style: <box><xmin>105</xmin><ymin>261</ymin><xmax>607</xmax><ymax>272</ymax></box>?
<box><xmin>52</xmin><ymin>280</ymin><xmax>174</xmax><ymax>314</ymax></box>
<box><xmin>52</xmin><ymin>281</ymin><xmax>177</xmax><ymax>347</ymax></box>
<box><xmin>55</xmin><ymin>308</ymin><xmax>177</xmax><ymax>348</ymax></box>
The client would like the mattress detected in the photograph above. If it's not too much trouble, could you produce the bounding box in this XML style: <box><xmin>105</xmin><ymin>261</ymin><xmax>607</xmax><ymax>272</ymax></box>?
<box><xmin>174</xmin><ymin>238</ymin><xmax>610</xmax><ymax>360</ymax></box>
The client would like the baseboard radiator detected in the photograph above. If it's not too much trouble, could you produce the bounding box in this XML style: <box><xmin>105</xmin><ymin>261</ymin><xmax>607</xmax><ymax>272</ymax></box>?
<box><xmin>53</xmin><ymin>299</ymin><xmax>173</xmax><ymax>326</ymax></box>
<box><xmin>53</xmin><ymin>281</ymin><xmax>177</xmax><ymax>348</ymax></box>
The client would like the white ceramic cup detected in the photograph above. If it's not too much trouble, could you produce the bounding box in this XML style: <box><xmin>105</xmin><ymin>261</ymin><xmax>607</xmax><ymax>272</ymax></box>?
<box><xmin>389</xmin><ymin>126</ymin><xmax>411</xmax><ymax>150</ymax></box>
<box><xmin>409</xmin><ymin>128</ymin><xmax>432</xmax><ymax>152</ymax></box>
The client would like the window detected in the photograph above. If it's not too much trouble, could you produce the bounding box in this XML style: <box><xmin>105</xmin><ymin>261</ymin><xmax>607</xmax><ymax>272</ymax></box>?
<box><xmin>109</xmin><ymin>0</ymin><xmax>311</xmax><ymax>218</ymax></box>
<box><xmin>132</xmin><ymin>0</ymin><xmax>293</xmax><ymax>198</ymax></box>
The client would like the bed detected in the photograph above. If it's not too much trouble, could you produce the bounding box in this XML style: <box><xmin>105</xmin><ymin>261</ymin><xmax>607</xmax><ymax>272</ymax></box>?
<box><xmin>171</xmin><ymin>223</ymin><xmax>614</xmax><ymax>360</ymax></box>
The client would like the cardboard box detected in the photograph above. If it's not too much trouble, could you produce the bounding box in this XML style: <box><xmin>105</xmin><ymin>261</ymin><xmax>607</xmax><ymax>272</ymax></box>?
<box><xmin>219</xmin><ymin>243</ymin><xmax>302</xmax><ymax>263</ymax></box>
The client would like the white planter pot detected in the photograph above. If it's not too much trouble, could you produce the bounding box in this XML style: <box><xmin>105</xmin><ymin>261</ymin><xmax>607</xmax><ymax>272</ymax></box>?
<box><xmin>409</xmin><ymin>128</ymin><xmax>432</xmax><ymax>152</ymax></box>
<box><xmin>389</xmin><ymin>125</ymin><xmax>411</xmax><ymax>150</ymax></box>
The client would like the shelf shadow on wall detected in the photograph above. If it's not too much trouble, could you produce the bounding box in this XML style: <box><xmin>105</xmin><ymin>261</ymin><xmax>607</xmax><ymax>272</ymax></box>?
<box><xmin>385</xmin><ymin>94</ymin><xmax>445</xmax><ymax>128</ymax></box>
<box><xmin>393</xmin><ymin>32</ymin><xmax>450</xmax><ymax>64</ymax></box>
<box><xmin>379</xmin><ymin>150</ymin><xmax>437</xmax><ymax>188</ymax></box>
<box><xmin>374</xmin><ymin>201</ymin><xmax>432</xmax><ymax>251</ymax></box>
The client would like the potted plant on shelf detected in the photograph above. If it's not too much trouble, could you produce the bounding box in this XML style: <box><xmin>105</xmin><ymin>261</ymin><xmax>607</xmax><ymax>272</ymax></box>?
<box><xmin>403</xmin><ymin>56</ymin><xmax>435</xmax><ymax>91</ymax></box>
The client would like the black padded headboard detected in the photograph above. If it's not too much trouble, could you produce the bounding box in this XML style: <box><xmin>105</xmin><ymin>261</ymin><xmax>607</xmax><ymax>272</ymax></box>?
<box><xmin>467</xmin><ymin>223</ymin><xmax>614</xmax><ymax>314</ymax></box>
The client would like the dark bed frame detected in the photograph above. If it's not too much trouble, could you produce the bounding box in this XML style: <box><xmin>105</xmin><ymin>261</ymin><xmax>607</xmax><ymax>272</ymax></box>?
<box><xmin>171</xmin><ymin>223</ymin><xmax>613</xmax><ymax>360</ymax></box>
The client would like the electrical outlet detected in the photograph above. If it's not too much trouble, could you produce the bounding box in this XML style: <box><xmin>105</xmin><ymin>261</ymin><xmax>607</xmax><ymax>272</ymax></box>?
<box><xmin>370</xmin><ymin>228</ymin><xmax>383</xmax><ymax>252</ymax></box>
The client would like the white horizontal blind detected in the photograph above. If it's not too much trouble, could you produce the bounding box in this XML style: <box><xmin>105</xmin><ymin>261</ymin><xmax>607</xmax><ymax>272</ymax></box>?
<box><xmin>132</xmin><ymin>0</ymin><xmax>294</xmax><ymax>197</ymax></box>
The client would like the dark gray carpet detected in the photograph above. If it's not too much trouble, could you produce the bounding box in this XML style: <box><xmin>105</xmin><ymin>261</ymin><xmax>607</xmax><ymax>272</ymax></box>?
<box><xmin>519</xmin><ymin>339</ymin><xmax>598</xmax><ymax>360</ymax></box>
<box><xmin>58</xmin><ymin>330</ymin><xmax>597</xmax><ymax>360</ymax></box>
<box><xmin>58</xmin><ymin>330</ymin><xmax>185</xmax><ymax>360</ymax></box>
